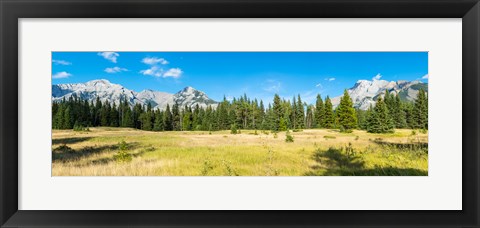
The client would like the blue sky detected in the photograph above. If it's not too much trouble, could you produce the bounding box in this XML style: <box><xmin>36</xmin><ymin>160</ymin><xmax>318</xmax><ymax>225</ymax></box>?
<box><xmin>52</xmin><ymin>52</ymin><xmax>428</xmax><ymax>104</ymax></box>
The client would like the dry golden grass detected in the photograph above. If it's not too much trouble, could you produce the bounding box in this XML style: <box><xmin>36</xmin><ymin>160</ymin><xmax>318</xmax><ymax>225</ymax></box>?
<box><xmin>52</xmin><ymin>128</ymin><xmax>428</xmax><ymax>176</ymax></box>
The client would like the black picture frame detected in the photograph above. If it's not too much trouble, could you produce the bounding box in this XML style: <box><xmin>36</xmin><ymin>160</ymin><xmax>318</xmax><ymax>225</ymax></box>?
<box><xmin>1</xmin><ymin>0</ymin><xmax>479</xmax><ymax>227</ymax></box>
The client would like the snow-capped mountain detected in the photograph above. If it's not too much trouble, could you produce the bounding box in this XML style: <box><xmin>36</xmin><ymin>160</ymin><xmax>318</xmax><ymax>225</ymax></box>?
<box><xmin>331</xmin><ymin>79</ymin><xmax>428</xmax><ymax>110</ymax></box>
<box><xmin>173</xmin><ymin>86</ymin><xmax>218</xmax><ymax>109</ymax></box>
<box><xmin>52</xmin><ymin>79</ymin><xmax>218</xmax><ymax>110</ymax></box>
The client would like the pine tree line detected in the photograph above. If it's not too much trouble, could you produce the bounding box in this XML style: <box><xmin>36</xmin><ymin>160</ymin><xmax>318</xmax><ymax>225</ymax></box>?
<box><xmin>52</xmin><ymin>89</ymin><xmax>428</xmax><ymax>133</ymax></box>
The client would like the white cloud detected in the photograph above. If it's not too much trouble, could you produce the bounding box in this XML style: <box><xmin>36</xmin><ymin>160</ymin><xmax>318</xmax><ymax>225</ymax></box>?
<box><xmin>98</xmin><ymin>52</ymin><xmax>119</xmax><ymax>63</ymax></box>
<box><xmin>105</xmin><ymin>66</ymin><xmax>128</xmax><ymax>74</ymax></box>
<box><xmin>52</xmin><ymin>59</ymin><xmax>71</xmax><ymax>65</ymax></box>
<box><xmin>263</xmin><ymin>79</ymin><xmax>282</xmax><ymax>93</ymax></box>
<box><xmin>372</xmin><ymin>73</ymin><xmax>382</xmax><ymax>80</ymax></box>
<box><xmin>142</xmin><ymin>57</ymin><xmax>169</xmax><ymax>65</ymax></box>
<box><xmin>140</xmin><ymin>66</ymin><xmax>163</xmax><ymax>77</ymax></box>
<box><xmin>163</xmin><ymin>68</ymin><xmax>183</xmax><ymax>78</ymax></box>
<box><xmin>315</xmin><ymin>83</ymin><xmax>323</xmax><ymax>88</ymax></box>
<box><xmin>422</xmin><ymin>74</ymin><xmax>429</xmax><ymax>79</ymax></box>
<box><xmin>140</xmin><ymin>56</ymin><xmax>181</xmax><ymax>78</ymax></box>
<box><xmin>52</xmin><ymin>71</ymin><xmax>72</xmax><ymax>79</ymax></box>
<box><xmin>325</xmin><ymin>77</ymin><xmax>336</xmax><ymax>81</ymax></box>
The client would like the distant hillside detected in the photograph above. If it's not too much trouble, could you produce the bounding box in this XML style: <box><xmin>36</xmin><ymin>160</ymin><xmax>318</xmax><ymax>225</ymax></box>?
<box><xmin>331</xmin><ymin>79</ymin><xmax>428</xmax><ymax>110</ymax></box>
<box><xmin>52</xmin><ymin>79</ymin><xmax>218</xmax><ymax>110</ymax></box>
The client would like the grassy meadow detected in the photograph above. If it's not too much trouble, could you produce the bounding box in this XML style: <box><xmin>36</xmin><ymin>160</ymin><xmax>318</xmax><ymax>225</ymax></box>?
<box><xmin>52</xmin><ymin>128</ymin><xmax>428</xmax><ymax>176</ymax></box>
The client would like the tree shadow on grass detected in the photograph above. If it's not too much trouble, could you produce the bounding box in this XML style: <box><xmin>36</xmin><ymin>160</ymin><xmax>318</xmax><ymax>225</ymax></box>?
<box><xmin>52</xmin><ymin>142</ymin><xmax>140</xmax><ymax>163</ymax></box>
<box><xmin>304</xmin><ymin>147</ymin><xmax>427</xmax><ymax>176</ymax></box>
<box><xmin>52</xmin><ymin>137</ymin><xmax>92</xmax><ymax>145</ymax></box>
<box><xmin>89</xmin><ymin>145</ymin><xmax>149</xmax><ymax>165</ymax></box>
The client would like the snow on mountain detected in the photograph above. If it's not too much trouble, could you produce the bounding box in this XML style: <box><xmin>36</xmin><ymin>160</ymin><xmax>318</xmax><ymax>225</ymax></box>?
<box><xmin>52</xmin><ymin>79</ymin><xmax>218</xmax><ymax>110</ymax></box>
<box><xmin>136</xmin><ymin>89</ymin><xmax>174</xmax><ymax>109</ymax></box>
<box><xmin>173</xmin><ymin>86</ymin><xmax>218</xmax><ymax>109</ymax></box>
<box><xmin>331</xmin><ymin>79</ymin><xmax>428</xmax><ymax>110</ymax></box>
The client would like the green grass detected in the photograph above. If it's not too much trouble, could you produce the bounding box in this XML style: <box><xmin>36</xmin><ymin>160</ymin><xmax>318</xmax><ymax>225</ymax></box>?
<box><xmin>52</xmin><ymin>128</ymin><xmax>428</xmax><ymax>176</ymax></box>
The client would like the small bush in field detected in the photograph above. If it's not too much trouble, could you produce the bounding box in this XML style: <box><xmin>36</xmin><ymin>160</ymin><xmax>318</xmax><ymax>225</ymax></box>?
<box><xmin>201</xmin><ymin>159</ymin><xmax>214</xmax><ymax>175</ymax></box>
<box><xmin>285</xmin><ymin>131</ymin><xmax>294</xmax><ymax>143</ymax></box>
<box><xmin>324</xmin><ymin>135</ymin><xmax>336</xmax><ymax>140</ymax></box>
<box><xmin>222</xmin><ymin>160</ymin><xmax>239</xmax><ymax>176</ymax></box>
<box><xmin>339</xmin><ymin>126</ymin><xmax>353</xmax><ymax>133</ymax></box>
<box><xmin>53</xmin><ymin>144</ymin><xmax>75</xmax><ymax>154</ymax></box>
<box><xmin>230</xmin><ymin>124</ymin><xmax>238</xmax><ymax>134</ymax></box>
<box><xmin>420</xmin><ymin>128</ymin><xmax>427</xmax><ymax>134</ymax></box>
<box><xmin>73</xmin><ymin>124</ymin><xmax>90</xmax><ymax>132</ymax></box>
<box><xmin>114</xmin><ymin>140</ymin><xmax>132</xmax><ymax>163</ymax></box>
<box><xmin>273</xmin><ymin>132</ymin><xmax>278</xmax><ymax>139</ymax></box>
<box><xmin>355</xmin><ymin>135</ymin><xmax>359</xmax><ymax>141</ymax></box>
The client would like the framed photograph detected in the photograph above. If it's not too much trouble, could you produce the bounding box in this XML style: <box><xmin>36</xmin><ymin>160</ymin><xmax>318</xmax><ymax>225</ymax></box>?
<box><xmin>1</xmin><ymin>0</ymin><xmax>479</xmax><ymax>227</ymax></box>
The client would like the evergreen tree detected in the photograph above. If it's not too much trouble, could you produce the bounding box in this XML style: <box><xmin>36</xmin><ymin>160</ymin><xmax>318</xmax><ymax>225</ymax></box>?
<box><xmin>94</xmin><ymin>97</ymin><xmax>102</xmax><ymax>126</ymax></box>
<box><xmin>356</xmin><ymin>109</ymin><xmax>368</xmax><ymax>130</ymax></box>
<box><xmin>172</xmin><ymin>103</ymin><xmax>181</xmax><ymax>131</ymax></box>
<box><xmin>110</xmin><ymin>103</ymin><xmax>119</xmax><ymax>127</ymax></box>
<box><xmin>404</xmin><ymin>102</ymin><xmax>415</xmax><ymax>129</ymax></box>
<box><xmin>314</xmin><ymin>94</ymin><xmax>324</xmax><ymax>128</ymax></box>
<box><xmin>63</xmin><ymin>106</ymin><xmax>73</xmax><ymax>129</ymax></box>
<box><xmin>305</xmin><ymin>105</ymin><xmax>315</xmax><ymax>129</ymax></box>
<box><xmin>153</xmin><ymin>110</ymin><xmax>164</xmax><ymax>131</ymax></box>
<box><xmin>53</xmin><ymin>104</ymin><xmax>64</xmax><ymax>129</ymax></box>
<box><xmin>182</xmin><ymin>106</ymin><xmax>193</xmax><ymax>131</ymax></box>
<box><xmin>336</xmin><ymin>90</ymin><xmax>357</xmax><ymax>131</ymax></box>
<box><xmin>394</xmin><ymin>94</ymin><xmax>407</xmax><ymax>128</ymax></box>
<box><xmin>272</xmin><ymin>94</ymin><xmax>283</xmax><ymax>131</ymax></box>
<box><xmin>383</xmin><ymin>90</ymin><xmax>396</xmax><ymax>127</ymax></box>
<box><xmin>122</xmin><ymin>107</ymin><xmax>134</xmax><ymax>128</ymax></box>
<box><xmin>291</xmin><ymin>96</ymin><xmax>297</xmax><ymax>129</ymax></box>
<box><xmin>295</xmin><ymin>94</ymin><xmax>305</xmax><ymax>129</ymax></box>
<box><xmin>323</xmin><ymin>96</ymin><xmax>335</xmax><ymax>128</ymax></box>
<box><xmin>412</xmin><ymin>89</ymin><xmax>428</xmax><ymax>129</ymax></box>
<box><xmin>164</xmin><ymin>104</ymin><xmax>173</xmax><ymax>131</ymax></box>
<box><xmin>366</xmin><ymin>97</ymin><xmax>394</xmax><ymax>133</ymax></box>
<box><xmin>139</xmin><ymin>104</ymin><xmax>153</xmax><ymax>131</ymax></box>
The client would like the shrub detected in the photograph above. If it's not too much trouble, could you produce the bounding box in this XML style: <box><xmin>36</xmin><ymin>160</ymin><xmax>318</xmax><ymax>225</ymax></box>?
<box><xmin>345</xmin><ymin>142</ymin><xmax>355</xmax><ymax>158</ymax></box>
<box><xmin>420</xmin><ymin>128</ymin><xmax>427</xmax><ymax>134</ymax></box>
<box><xmin>230</xmin><ymin>124</ymin><xmax>238</xmax><ymax>134</ymax></box>
<box><xmin>222</xmin><ymin>160</ymin><xmax>238</xmax><ymax>176</ymax></box>
<box><xmin>285</xmin><ymin>131</ymin><xmax>294</xmax><ymax>143</ymax></box>
<box><xmin>53</xmin><ymin>144</ymin><xmax>75</xmax><ymax>154</ymax></box>
<box><xmin>292</xmin><ymin>129</ymin><xmax>302</xmax><ymax>132</ymax></box>
<box><xmin>201</xmin><ymin>159</ymin><xmax>214</xmax><ymax>175</ymax></box>
<box><xmin>73</xmin><ymin>124</ymin><xmax>90</xmax><ymax>132</ymax></box>
<box><xmin>323</xmin><ymin>135</ymin><xmax>336</xmax><ymax>139</ymax></box>
<box><xmin>114</xmin><ymin>140</ymin><xmax>132</xmax><ymax>163</ymax></box>
<box><xmin>355</xmin><ymin>135</ymin><xmax>359</xmax><ymax>141</ymax></box>
<box><xmin>273</xmin><ymin>132</ymin><xmax>278</xmax><ymax>139</ymax></box>
<box><xmin>339</xmin><ymin>126</ymin><xmax>353</xmax><ymax>133</ymax></box>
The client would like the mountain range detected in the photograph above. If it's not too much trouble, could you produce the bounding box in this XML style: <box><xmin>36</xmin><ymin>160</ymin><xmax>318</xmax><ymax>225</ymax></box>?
<box><xmin>52</xmin><ymin>79</ymin><xmax>427</xmax><ymax>111</ymax></box>
<box><xmin>331</xmin><ymin>79</ymin><xmax>428</xmax><ymax>110</ymax></box>
<box><xmin>52</xmin><ymin>79</ymin><xmax>218</xmax><ymax>110</ymax></box>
